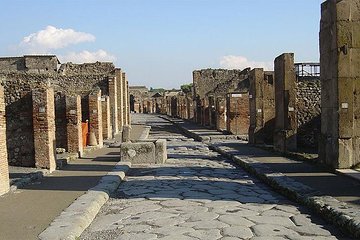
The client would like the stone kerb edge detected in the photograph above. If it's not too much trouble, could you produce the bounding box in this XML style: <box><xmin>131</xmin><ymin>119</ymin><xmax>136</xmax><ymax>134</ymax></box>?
<box><xmin>38</xmin><ymin>161</ymin><xmax>131</xmax><ymax>240</ymax></box>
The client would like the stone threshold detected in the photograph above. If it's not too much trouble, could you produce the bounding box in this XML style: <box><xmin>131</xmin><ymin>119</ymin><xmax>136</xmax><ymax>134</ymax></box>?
<box><xmin>164</xmin><ymin>115</ymin><xmax>360</xmax><ymax>239</ymax></box>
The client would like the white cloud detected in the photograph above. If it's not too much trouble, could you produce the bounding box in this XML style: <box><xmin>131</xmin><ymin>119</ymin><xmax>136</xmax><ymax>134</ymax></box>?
<box><xmin>20</xmin><ymin>25</ymin><xmax>95</xmax><ymax>53</ymax></box>
<box><xmin>59</xmin><ymin>50</ymin><xmax>117</xmax><ymax>63</ymax></box>
<box><xmin>220</xmin><ymin>55</ymin><xmax>273</xmax><ymax>71</ymax></box>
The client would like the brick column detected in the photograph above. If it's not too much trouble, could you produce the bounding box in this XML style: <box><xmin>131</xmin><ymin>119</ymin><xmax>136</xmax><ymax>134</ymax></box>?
<box><xmin>32</xmin><ymin>88</ymin><xmax>56</xmax><ymax>172</ymax></box>
<box><xmin>0</xmin><ymin>85</ymin><xmax>9</xmax><ymax>196</ymax></box>
<box><xmin>89</xmin><ymin>90</ymin><xmax>103</xmax><ymax>147</ymax></box>
<box><xmin>226</xmin><ymin>93</ymin><xmax>250</xmax><ymax>135</ymax></box>
<box><xmin>101</xmin><ymin>96</ymin><xmax>112</xmax><ymax>139</ymax></box>
<box><xmin>249</xmin><ymin>69</ymin><xmax>275</xmax><ymax>144</ymax></box>
<box><xmin>319</xmin><ymin>0</ymin><xmax>360</xmax><ymax>168</ymax></box>
<box><xmin>115</xmin><ymin>69</ymin><xmax>124</xmax><ymax>132</ymax></box>
<box><xmin>108</xmin><ymin>75</ymin><xmax>118</xmax><ymax>134</ymax></box>
<box><xmin>66</xmin><ymin>95</ymin><xmax>83</xmax><ymax>157</ymax></box>
<box><xmin>274</xmin><ymin>53</ymin><xmax>297</xmax><ymax>152</ymax></box>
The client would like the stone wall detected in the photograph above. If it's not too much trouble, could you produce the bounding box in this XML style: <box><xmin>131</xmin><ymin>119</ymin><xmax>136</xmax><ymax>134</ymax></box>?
<box><xmin>226</xmin><ymin>93</ymin><xmax>249</xmax><ymax>135</ymax></box>
<box><xmin>319</xmin><ymin>0</ymin><xmax>360</xmax><ymax>168</ymax></box>
<box><xmin>0</xmin><ymin>55</ymin><xmax>58</xmax><ymax>74</ymax></box>
<box><xmin>1</xmin><ymin>71</ymin><xmax>110</xmax><ymax>166</ymax></box>
<box><xmin>274</xmin><ymin>53</ymin><xmax>297</xmax><ymax>152</ymax></box>
<box><xmin>296</xmin><ymin>78</ymin><xmax>321</xmax><ymax>149</ymax></box>
<box><xmin>58</xmin><ymin>62</ymin><xmax>114</xmax><ymax>75</ymax></box>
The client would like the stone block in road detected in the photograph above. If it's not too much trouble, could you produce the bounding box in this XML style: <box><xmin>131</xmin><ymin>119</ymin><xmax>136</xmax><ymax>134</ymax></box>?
<box><xmin>155</xmin><ymin>139</ymin><xmax>167</xmax><ymax>164</ymax></box>
<box><xmin>120</xmin><ymin>142</ymin><xmax>155</xmax><ymax>164</ymax></box>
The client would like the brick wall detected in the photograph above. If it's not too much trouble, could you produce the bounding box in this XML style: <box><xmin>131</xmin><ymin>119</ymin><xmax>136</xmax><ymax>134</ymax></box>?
<box><xmin>66</xmin><ymin>95</ymin><xmax>83</xmax><ymax>156</ymax></box>
<box><xmin>226</xmin><ymin>93</ymin><xmax>249</xmax><ymax>135</ymax></box>
<box><xmin>32</xmin><ymin>88</ymin><xmax>56</xmax><ymax>171</ymax></box>
<box><xmin>0</xmin><ymin>85</ymin><xmax>9</xmax><ymax>195</ymax></box>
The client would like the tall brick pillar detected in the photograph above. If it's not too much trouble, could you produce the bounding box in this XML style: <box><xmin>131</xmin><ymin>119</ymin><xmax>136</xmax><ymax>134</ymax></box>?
<box><xmin>274</xmin><ymin>53</ymin><xmax>297</xmax><ymax>152</ymax></box>
<box><xmin>0</xmin><ymin>85</ymin><xmax>9</xmax><ymax>195</ymax></box>
<box><xmin>108</xmin><ymin>75</ymin><xmax>118</xmax><ymax>134</ymax></box>
<box><xmin>319</xmin><ymin>0</ymin><xmax>360</xmax><ymax>168</ymax></box>
<box><xmin>66</xmin><ymin>95</ymin><xmax>83</xmax><ymax>157</ymax></box>
<box><xmin>115</xmin><ymin>69</ymin><xmax>124</xmax><ymax>132</ymax></box>
<box><xmin>102</xmin><ymin>96</ymin><xmax>112</xmax><ymax>139</ymax></box>
<box><xmin>89</xmin><ymin>90</ymin><xmax>103</xmax><ymax>147</ymax></box>
<box><xmin>226</xmin><ymin>93</ymin><xmax>249</xmax><ymax>135</ymax></box>
<box><xmin>32</xmin><ymin>88</ymin><xmax>56</xmax><ymax>172</ymax></box>
<box><xmin>249</xmin><ymin>69</ymin><xmax>275</xmax><ymax>144</ymax></box>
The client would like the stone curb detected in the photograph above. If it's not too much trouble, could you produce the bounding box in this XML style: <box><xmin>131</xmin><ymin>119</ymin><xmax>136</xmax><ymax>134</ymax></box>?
<box><xmin>38</xmin><ymin>161</ymin><xmax>131</xmax><ymax>240</ymax></box>
<box><xmin>10</xmin><ymin>169</ymin><xmax>49</xmax><ymax>191</ymax></box>
<box><xmin>162</xmin><ymin>115</ymin><xmax>360</xmax><ymax>238</ymax></box>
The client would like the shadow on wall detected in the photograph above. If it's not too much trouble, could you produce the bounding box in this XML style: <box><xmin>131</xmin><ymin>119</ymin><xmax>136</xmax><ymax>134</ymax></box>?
<box><xmin>6</xmin><ymin>92</ymin><xmax>35</xmax><ymax>167</ymax></box>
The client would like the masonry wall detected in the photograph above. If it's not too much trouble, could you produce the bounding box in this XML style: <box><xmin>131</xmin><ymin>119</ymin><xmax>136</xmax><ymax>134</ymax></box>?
<box><xmin>296</xmin><ymin>78</ymin><xmax>321</xmax><ymax>149</ymax></box>
<box><xmin>216</xmin><ymin>97</ymin><xmax>227</xmax><ymax>131</ymax></box>
<box><xmin>32</xmin><ymin>88</ymin><xmax>56</xmax><ymax>171</ymax></box>
<box><xmin>0</xmin><ymin>85</ymin><xmax>9</xmax><ymax>195</ymax></box>
<box><xmin>274</xmin><ymin>53</ymin><xmax>297</xmax><ymax>152</ymax></box>
<box><xmin>102</xmin><ymin>96</ymin><xmax>112</xmax><ymax>139</ymax></box>
<box><xmin>319</xmin><ymin>0</ymin><xmax>360</xmax><ymax>168</ymax></box>
<box><xmin>226</xmin><ymin>93</ymin><xmax>249</xmax><ymax>135</ymax></box>
<box><xmin>1</xmin><ymin>71</ymin><xmax>111</xmax><ymax>166</ymax></box>
<box><xmin>249</xmin><ymin>69</ymin><xmax>275</xmax><ymax>144</ymax></box>
<box><xmin>66</xmin><ymin>95</ymin><xmax>83</xmax><ymax>156</ymax></box>
<box><xmin>89</xmin><ymin>90</ymin><xmax>103</xmax><ymax>147</ymax></box>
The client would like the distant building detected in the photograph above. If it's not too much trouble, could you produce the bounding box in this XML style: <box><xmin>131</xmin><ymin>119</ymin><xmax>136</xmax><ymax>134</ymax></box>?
<box><xmin>0</xmin><ymin>55</ymin><xmax>60</xmax><ymax>73</ymax></box>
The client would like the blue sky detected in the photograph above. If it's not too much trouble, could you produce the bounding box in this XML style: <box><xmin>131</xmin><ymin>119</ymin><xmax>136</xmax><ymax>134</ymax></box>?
<box><xmin>0</xmin><ymin>0</ymin><xmax>324</xmax><ymax>89</ymax></box>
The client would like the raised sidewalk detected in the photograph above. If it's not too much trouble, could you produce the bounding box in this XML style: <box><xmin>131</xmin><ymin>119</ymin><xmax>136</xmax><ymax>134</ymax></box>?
<box><xmin>162</xmin><ymin>115</ymin><xmax>360</xmax><ymax>238</ymax></box>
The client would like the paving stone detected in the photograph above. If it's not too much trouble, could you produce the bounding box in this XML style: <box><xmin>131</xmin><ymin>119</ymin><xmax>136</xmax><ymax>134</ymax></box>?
<box><xmin>223</xmin><ymin>226</ymin><xmax>253</xmax><ymax>238</ymax></box>
<box><xmin>187</xmin><ymin>229</ymin><xmax>222</xmax><ymax>240</ymax></box>
<box><xmin>218</xmin><ymin>215</ymin><xmax>255</xmax><ymax>227</ymax></box>
<box><xmin>116</xmin><ymin>233</ymin><xmax>157</xmax><ymax>240</ymax></box>
<box><xmin>246</xmin><ymin>216</ymin><xmax>295</xmax><ymax>227</ymax></box>
<box><xmin>180</xmin><ymin>220</ymin><xmax>229</xmax><ymax>229</ymax></box>
<box><xmin>151</xmin><ymin>226</ymin><xmax>195</xmax><ymax>236</ymax></box>
<box><xmin>88</xmin><ymin>213</ymin><xmax>130</xmax><ymax>232</ymax></box>
<box><xmin>120</xmin><ymin>224</ymin><xmax>151</xmax><ymax>233</ymax></box>
<box><xmin>252</xmin><ymin>224</ymin><xmax>299</xmax><ymax>236</ymax></box>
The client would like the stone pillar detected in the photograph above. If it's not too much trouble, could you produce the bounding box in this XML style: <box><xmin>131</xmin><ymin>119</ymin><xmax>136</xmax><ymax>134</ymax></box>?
<box><xmin>89</xmin><ymin>90</ymin><xmax>103</xmax><ymax>147</ymax></box>
<box><xmin>216</xmin><ymin>97</ymin><xmax>227</xmax><ymax>131</ymax></box>
<box><xmin>126</xmin><ymin>79</ymin><xmax>130</xmax><ymax>125</ymax></box>
<box><xmin>319</xmin><ymin>0</ymin><xmax>360</xmax><ymax>168</ymax></box>
<box><xmin>202</xmin><ymin>98</ymin><xmax>210</xmax><ymax>126</ymax></box>
<box><xmin>249</xmin><ymin>69</ymin><xmax>275</xmax><ymax>144</ymax></box>
<box><xmin>66</xmin><ymin>95</ymin><xmax>83</xmax><ymax>157</ymax></box>
<box><xmin>0</xmin><ymin>85</ymin><xmax>9</xmax><ymax>196</ymax></box>
<box><xmin>115</xmin><ymin>69</ymin><xmax>124</xmax><ymax>132</ymax></box>
<box><xmin>108</xmin><ymin>75</ymin><xmax>118</xmax><ymax>134</ymax></box>
<box><xmin>274</xmin><ymin>53</ymin><xmax>297</xmax><ymax>152</ymax></box>
<box><xmin>32</xmin><ymin>88</ymin><xmax>56</xmax><ymax>172</ymax></box>
<box><xmin>101</xmin><ymin>96</ymin><xmax>112</xmax><ymax>139</ymax></box>
<box><xmin>226</xmin><ymin>93</ymin><xmax>250</xmax><ymax>135</ymax></box>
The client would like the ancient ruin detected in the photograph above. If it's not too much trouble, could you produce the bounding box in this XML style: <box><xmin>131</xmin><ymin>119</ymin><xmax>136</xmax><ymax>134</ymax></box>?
<box><xmin>0</xmin><ymin>55</ymin><xmax>131</xmax><ymax>196</ymax></box>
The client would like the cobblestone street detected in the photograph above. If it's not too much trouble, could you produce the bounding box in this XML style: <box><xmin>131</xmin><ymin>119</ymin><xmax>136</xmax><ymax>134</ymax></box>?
<box><xmin>80</xmin><ymin>114</ymin><xmax>349</xmax><ymax>240</ymax></box>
